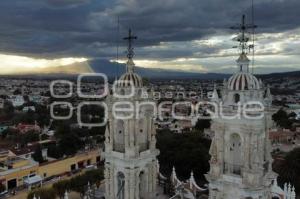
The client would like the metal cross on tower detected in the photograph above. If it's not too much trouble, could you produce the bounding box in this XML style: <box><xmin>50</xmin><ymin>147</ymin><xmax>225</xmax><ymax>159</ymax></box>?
<box><xmin>231</xmin><ymin>15</ymin><xmax>257</xmax><ymax>54</ymax></box>
<box><xmin>123</xmin><ymin>28</ymin><xmax>137</xmax><ymax>59</ymax></box>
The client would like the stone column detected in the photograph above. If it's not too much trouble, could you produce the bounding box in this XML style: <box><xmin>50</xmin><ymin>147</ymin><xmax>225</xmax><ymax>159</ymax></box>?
<box><xmin>124</xmin><ymin>120</ymin><xmax>129</xmax><ymax>152</ymax></box>
<box><xmin>104</xmin><ymin>166</ymin><xmax>110</xmax><ymax>199</ymax></box>
<box><xmin>125</xmin><ymin>169</ymin><xmax>131</xmax><ymax>199</ymax></box>
<box><xmin>129</xmin><ymin>120</ymin><xmax>135</xmax><ymax>148</ymax></box>
<box><xmin>129</xmin><ymin>169</ymin><xmax>135</xmax><ymax>199</ymax></box>
<box><xmin>109</xmin><ymin>119</ymin><xmax>114</xmax><ymax>146</ymax></box>
<box><xmin>111</xmin><ymin>169</ymin><xmax>116</xmax><ymax>199</ymax></box>
<box><xmin>135</xmin><ymin>170</ymin><xmax>140</xmax><ymax>199</ymax></box>
<box><xmin>147</xmin><ymin>116</ymin><xmax>151</xmax><ymax>142</ymax></box>
<box><xmin>244</xmin><ymin>133</ymin><xmax>251</xmax><ymax>170</ymax></box>
<box><xmin>151</xmin><ymin>162</ymin><xmax>157</xmax><ymax>197</ymax></box>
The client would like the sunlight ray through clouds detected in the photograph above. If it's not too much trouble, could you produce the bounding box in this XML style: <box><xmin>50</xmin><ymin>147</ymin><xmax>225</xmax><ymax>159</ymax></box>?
<box><xmin>0</xmin><ymin>54</ymin><xmax>88</xmax><ymax>74</ymax></box>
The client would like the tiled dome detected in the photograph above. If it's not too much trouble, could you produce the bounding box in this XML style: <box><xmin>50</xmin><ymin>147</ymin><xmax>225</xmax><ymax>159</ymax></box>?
<box><xmin>228</xmin><ymin>72</ymin><xmax>260</xmax><ymax>90</ymax></box>
<box><xmin>117</xmin><ymin>72</ymin><xmax>143</xmax><ymax>88</ymax></box>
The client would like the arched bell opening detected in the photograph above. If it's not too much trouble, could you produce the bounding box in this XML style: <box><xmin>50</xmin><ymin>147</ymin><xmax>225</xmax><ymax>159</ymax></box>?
<box><xmin>225</xmin><ymin>133</ymin><xmax>242</xmax><ymax>175</ymax></box>
<box><xmin>116</xmin><ymin>172</ymin><xmax>125</xmax><ymax>199</ymax></box>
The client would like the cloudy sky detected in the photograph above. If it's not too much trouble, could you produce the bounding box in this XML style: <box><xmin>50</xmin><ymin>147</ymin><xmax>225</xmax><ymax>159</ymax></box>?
<box><xmin>0</xmin><ymin>0</ymin><xmax>299</xmax><ymax>74</ymax></box>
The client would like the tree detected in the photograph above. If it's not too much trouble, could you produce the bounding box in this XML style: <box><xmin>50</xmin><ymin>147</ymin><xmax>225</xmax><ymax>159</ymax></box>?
<box><xmin>69</xmin><ymin>168</ymin><xmax>104</xmax><ymax>197</ymax></box>
<box><xmin>54</xmin><ymin>122</ymin><xmax>71</xmax><ymax>138</ymax></box>
<box><xmin>273</xmin><ymin>147</ymin><xmax>300</xmax><ymax>195</ymax></box>
<box><xmin>58</xmin><ymin>133</ymin><xmax>84</xmax><ymax>156</ymax></box>
<box><xmin>27</xmin><ymin>187</ymin><xmax>56</xmax><ymax>199</ymax></box>
<box><xmin>7</xmin><ymin>131</ymin><xmax>39</xmax><ymax>147</ymax></box>
<box><xmin>53</xmin><ymin>180</ymin><xmax>70</xmax><ymax>199</ymax></box>
<box><xmin>273</xmin><ymin>109</ymin><xmax>287</xmax><ymax>122</ymax></box>
<box><xmin>70</xmin><ymin>175</ymin><xmax>88</xmax><ymax>198</ymax></box>
<box><xmin>54</xmin><ymin>122</ymin><xmax>85</xmax><ymax>156</ymax></box>
<box><xmin>89</xmin><ymin>126</ymin><xmax>106</xmax><ymax>136</ymax></box>
<box><xmin>2</xmin><ymin>101</ymin><xmax>14</xmax><ymax>118</ymax></box>
<box><xmin>156</xmin><ymin>129</ymin><xmax>211</xmax><ymax>184</ymax></box>
<box><xmin>35</xmin><ymin>104</ymin><xmax>50</xmax><ymax>127</ymax></box>
<box><xmin>195</xmin><ymin>117</ymin><xmax>211</xmax><ymax>132</ymax></box>
<box><xmin>84</xmin><ymin>168</ymin><xmax>104</xmax><ymax>185</ymax></box>
<box><xmin>32</xmin><ymin>145</ymin><xmax>45</xmax><ymax>163</ymax></box>
<box><xmin>47</xmin><ymin>144</ymin><xmax>63</xmax><ymax>159</ymax></box>
<box><xmin>272</xmin><ymin>109</ymin><xmax>293</xmax><ymax>129</ymax></box>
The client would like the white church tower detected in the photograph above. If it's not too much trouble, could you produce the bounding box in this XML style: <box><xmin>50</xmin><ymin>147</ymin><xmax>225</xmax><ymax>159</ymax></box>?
<box><xmin>104</xmin><ymin>29</ymin><xmax>159</xmax><ymax>199</ymax></box>
<box><xmin>206</xmin><ymin>15</ymin><xmax>276</xmax><ymax>199</ymax></box>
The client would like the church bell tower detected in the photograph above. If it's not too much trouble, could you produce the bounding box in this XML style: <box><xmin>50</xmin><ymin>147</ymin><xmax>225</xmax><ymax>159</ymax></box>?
<box><xmin>104</xmin><ymin>29</ymin><xmax>159</xmax><ymax>199</ymax></box>
<box><xmin>206</xmin><ymin>15</ymin><xmax>276</xmax><ymax>199</ymax></box>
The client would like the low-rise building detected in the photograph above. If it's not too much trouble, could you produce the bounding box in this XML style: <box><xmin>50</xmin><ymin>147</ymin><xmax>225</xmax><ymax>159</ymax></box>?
<box><xmin>269</xmin><ymin>128</ymin><xmax>297</xmax><ymax>144</ymax></box>
<box><xmin>0</xmin><ymin>149</ymin><xmax>101</xmax><ymax>191</ymax></box>
<box><xmin>0</xmin><ymin>155</ymin><xmax>39</xmax><ymax>190</ymax></box>
<box><xmin>38</xmin><ymin>149</ymin><xmax>101</xmax><ymax>180</ymax></box>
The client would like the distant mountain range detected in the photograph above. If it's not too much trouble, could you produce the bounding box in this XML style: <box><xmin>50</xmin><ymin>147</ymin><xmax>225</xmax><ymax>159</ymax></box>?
<box><xmin>87</xmin><ymin>59</ymin><xmax>300</xmax><ymax>79</ymax></box>
<box><xmin>1</xmin><ymin>58</ymin><xmax>299</xmax><ymax>80</ymax></box>
<box><xmin>88</xmin><ymin>59</ymin><xmax>230</xmax><ymax>80</ymax></box>
<box><xmin>258</xmin><ymin>70</ymin><xmax>300</xmax><ymax>79</ymax></box>
<box><xmin>212</xmin><ymin>67</ymin><xmax>300</xmax><ymax>75</ymax></box>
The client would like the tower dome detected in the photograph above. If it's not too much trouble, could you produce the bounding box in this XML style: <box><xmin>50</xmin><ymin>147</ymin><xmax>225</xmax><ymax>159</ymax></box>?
<box><xmin>117</xmin><ymin>59</ymin><xmax>143</xmax><ymax>88</ymax></box>
<box><xmin>228</xmin><ymin>72</ymin><xmax>260</xmax><ymax>90</ymax></box>
<box><xmin>227</xmin><ymin>51</ymin><xmax>261</xmax><ymax>91</ymax></box>
<box><xmin>117</xmin><ymin>71</ymin><xmax>143</xmax><ymax>87</ymax></box>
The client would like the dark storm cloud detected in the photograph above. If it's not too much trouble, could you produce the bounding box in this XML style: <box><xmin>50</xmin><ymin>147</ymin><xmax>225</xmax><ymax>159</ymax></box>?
<box><xmin>250</xmin><ymin>0</ymin><xmax>300</xmax><ymax>32</ymax></box>
<box><xmin>46</xmin><ymin>0</ymin><xmax>90</xmax><ymax>7</ymax></box>
<box><xmin>0</xmin><ymin>0</ymin><xmax>299</xmax><ymax>59</ymax></box>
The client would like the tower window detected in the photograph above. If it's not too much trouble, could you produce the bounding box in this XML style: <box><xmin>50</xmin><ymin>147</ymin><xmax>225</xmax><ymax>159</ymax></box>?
<box><xmin>119</xmin><ymin>130</ymin><xmax>122</xmax><ymax>134</ymax></box>
<box><xmin>120</xmin><ymin>89</ymin><xmax>125</xmax><ymax>95</ymax></box>
<box><xmin>140</xmin><ymin>129</ymin><xmax>143</xmax><ymax>133</ymax></box>
<box><xmin>234</xmin><ymin>93</ymin><xmax>240</xmax><ymax>103</ymax></box>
